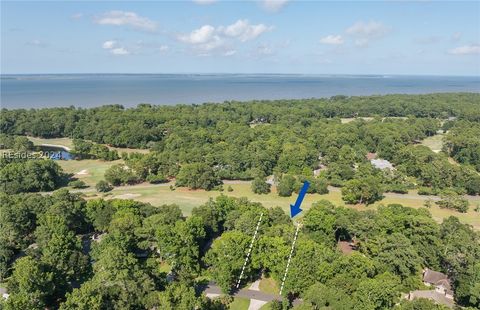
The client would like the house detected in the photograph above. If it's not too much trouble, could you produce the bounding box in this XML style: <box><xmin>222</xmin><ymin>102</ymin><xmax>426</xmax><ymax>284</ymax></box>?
<box><xmin>370</xmin><ymin>158</ymin><xmax>394</xmax><ymax>170</ymax></box>
<box><xmin>404</xmin><ymin>269</ymin><xmax>455</xmax><ymax>308</ymax></box>
<box><xmin>423</xmin><ymin>268</ymin><xmax>454</xmax><ymax>299</ymax></box>
<box><xmin>406</xmin><ymin>290</ymin><xmax>454</xmax><ymax>308</ymax></box>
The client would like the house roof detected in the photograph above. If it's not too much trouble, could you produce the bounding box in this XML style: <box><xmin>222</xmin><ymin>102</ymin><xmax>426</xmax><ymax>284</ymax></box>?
<box><xmin>370</xmin><ymin>158</ymin><xmax>394</xmax><ymax>170</ymax></box>
<box><xmin>423</xmin><ymin>269</ymin><xmax>453</xmax><ymax>294</ymax></box>
<box><xmin>409</xmin><ymin>290</ymin><xmax>454</xmax><ymax>308</ymax></box>
<box><xmin>423</xmin><ymin>269</ymin><xmax>448</xmax><ymax>285</ymax></box>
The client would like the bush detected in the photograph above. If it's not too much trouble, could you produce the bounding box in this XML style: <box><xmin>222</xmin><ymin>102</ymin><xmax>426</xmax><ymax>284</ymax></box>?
<box><xmin>146</xmin><ymin>173</ymin><xmax>168</xmax><ymax>184</ymax></box>
<box><xmin>417</xmin><ymin>187</ymin><xmax>436</xmax><ymax>195</ymax></box>
<box><xmin>436</xmin><ymin>190</ymin><xmax>469</xmax><ymax>213</ymax></box>
<box><xmin>227</xmin><ymin>185</ymin><xmax>233</xmax><ymax>192</ymax></box>
<box><xmin>105</xmin><ymin>164</ymin><xmax>139</xmax><ymax>186</ymax></box>
<box><xmin>96</xmin><ymin>180</ymin><xmax>113</xmax><ymax>193</ymax></box>
<box><xmin>68</xmin><ymin>180</ymin><xmax>87</xmax><ymax>189</ymax></box>
<box><xmin>387</xmin><ymin>184</ymin><xmax>409</xmax><ymax>194</ymax></box>
<box><xmin>251</xmin><ymin>177</ymin><xmax>271</xmax><ymax>194</ymax></box>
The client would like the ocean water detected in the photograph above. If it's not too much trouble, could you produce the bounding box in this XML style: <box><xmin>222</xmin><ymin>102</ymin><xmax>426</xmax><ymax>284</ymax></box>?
<box><xmin>1</xmin><ymin>74</ymin><xmax>479</xmax><ymax>109</ymax></box>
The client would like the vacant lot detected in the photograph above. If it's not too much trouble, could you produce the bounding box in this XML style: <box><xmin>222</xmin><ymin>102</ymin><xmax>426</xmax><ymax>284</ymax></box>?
<box><xmin>420</xmin><ymin>133</ymin><xmax>444</xmax><ymax>153</ymax></box>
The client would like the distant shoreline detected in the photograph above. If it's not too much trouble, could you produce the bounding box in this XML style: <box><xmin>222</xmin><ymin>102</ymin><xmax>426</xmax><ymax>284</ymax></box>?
<box><xmin>2</xmin><ymin>75</ymin><xmax>479</xmax><ymax>109</ymax></box>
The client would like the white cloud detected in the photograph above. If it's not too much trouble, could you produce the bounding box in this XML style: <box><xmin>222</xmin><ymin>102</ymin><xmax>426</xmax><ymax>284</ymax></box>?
<box><xmin>179</xmin><ymin>25</ymin><xmax>217</xmax><ymax>44</ymax></box>
<box><xmin>261</xmin><ymin>0</ymin><xmax>290</xmax><ymax>12</ymax></box>
<box><xmin>177</xmin><ymin>20</ymin><xmax>272</xmax><ymax>55</ymax></box>
<box><xmin>111</xmin><ymin>47</ymin><xmax>130</xmax><ymax>55</ymax></box>
<box><xmin>345</xmin><ymin>21</ymin><xmax>390</xmax><ymax>46</ymax></box>
<box><xmin>102</xmin><ymin>40</ymin><xmax>117</xmax><ymax>49</ymax></box>
<box><xmin>448</xmin><ymin>44</ymin><xmax>480</xmax><ymax>55</ymax></box>
<box><xmin>220</xmin><ymin>19</ymin><xmax>272</xmax><ymax>42</ymax></box>
<box><xmin>192</xmin><ymin>0</ymin><xmax>217</xmax><ymax>4</ymax></box>
<box><xmin>101</xmin><ymin>40</ymin><xmax>130</xmax><ymax>55</ymax></box>
<box><xmin>319</xmin><ymin>35</ymin><xmax>344</xmax><ymax>45</ymax></box>
<box><xmin>346</xmin><ymin>21</ymin><xmax>389</xmax><ymax>37</ymax></box>
<box><xmin>157</xmin><ymin>45</ymin><xmax>169</xmax><ymax>52</ymax></box>
<box><xmin>94</xmin><ymin>11</ymin><xmax>157</xmax><ymax>32</ymax></box>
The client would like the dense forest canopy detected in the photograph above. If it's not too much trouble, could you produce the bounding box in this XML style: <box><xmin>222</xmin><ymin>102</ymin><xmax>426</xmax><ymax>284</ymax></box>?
<box><xmin>0</xmin><ymin>192</ymin><xmax>479</xmax><ymax>309</ymax></box>
<box><xmin>1</xmin><ymin>93</ymin><xmax>480</xmax><ymax>198</ymax></box>
<box><xmin>1</xmin><ymin>93</ymin><xmax>480</xmax><ymax>309</ymax></box>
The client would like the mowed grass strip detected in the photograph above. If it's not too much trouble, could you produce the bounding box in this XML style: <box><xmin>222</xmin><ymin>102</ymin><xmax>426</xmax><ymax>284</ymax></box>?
<box><xmin>228</xmin><ymin>297</ymin><xmax>250</xmax><ymax>310</ymax></box>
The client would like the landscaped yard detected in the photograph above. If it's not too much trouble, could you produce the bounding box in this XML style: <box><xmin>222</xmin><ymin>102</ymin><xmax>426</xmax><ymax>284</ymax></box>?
<box><xmin>229</xmin><ymin>297</ymin><xmax>250</xmax><ymax>310</ymax></box>
<box><xmin>259</xmin><ymin>277</ymin><xmax>279</xmax><ymax>295</ymax></box>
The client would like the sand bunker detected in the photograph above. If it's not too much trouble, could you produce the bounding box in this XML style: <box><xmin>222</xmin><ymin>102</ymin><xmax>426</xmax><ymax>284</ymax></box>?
<box><xmin>76</xmin><ymin>169</ymin><xmax>89</xmax><ymax>175</ymax></box>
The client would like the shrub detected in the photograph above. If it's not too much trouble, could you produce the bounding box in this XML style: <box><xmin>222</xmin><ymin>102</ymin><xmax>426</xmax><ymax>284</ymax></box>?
<box><xmin>96</xmin><ymin>180</ymin><xmax>113</xmax><ymax>193</ymax></box>
<box><xmin>146</xmin><ymin>173</ymin><xmax>168</xmax><ymax>184</ymax></box>
<box><xmin>69</xmin><ymin>180</ymin><xmax>87</xmax><ymax>189</ymax></box>
<box><xmin>251</xmin><ymin>177</ymin><xmax>271</xmax><ymax>194</ymax></box>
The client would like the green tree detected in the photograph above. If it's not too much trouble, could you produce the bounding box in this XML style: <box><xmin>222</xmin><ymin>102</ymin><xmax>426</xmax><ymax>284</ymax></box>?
<box><xmin>251</xmin><ymin>177</ymin><xmax>271</xmax><ymax>194</ymax></box>
<box><xmin>342</xmin><ymin>176</ymin><xmax>383</xmax><ymax>205</ymax></box>
<box><xmin>204</xmin><ymin>230</ymin><xmax>252</xmax><ymax>293</ymax></box>
<box><xmin>436</xmin><ymin>189</ymin><xmax>469</xmax><ymax>213</ymax></box>
<box><xmin>277</xmin><ymin>174</ymin><xmax>296</xmax><ymax>197</ymax></box>
<box><xmin>176</xmin><ymin>163</ymin><xmax>222</xmax><ymax>190</ymax></box>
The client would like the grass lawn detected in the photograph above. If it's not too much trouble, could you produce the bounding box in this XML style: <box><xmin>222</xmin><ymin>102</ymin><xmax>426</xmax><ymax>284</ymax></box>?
<box><xmin>59</xmin><ymin>159</ymin><xmax>123</xmax><ymax>186</ymax></box>
<box><xmin>259</xmin><ymin>277</ymin><xmax>279</xmax><ymax>295</ymax></box>
<box><xmin>28</xmin><ymin>136</ymin><xmax>75</xmax><ymax>149</ymax></box>
<box><xmin>420</xmin><ymin>133</ymin><xmax>444</xmax><ymax>153</ymax></box>
<box><xmin>259</xmin><ymin>302</ymin><xmax>273</xmax><ymax>310</ymax></box>
<box><xmin>72</xmin><ymin>180</ymin><xmax>480</xmax><ymax>229</ymax></box>
<box><xmin>49</xmin><ymin>152</ymin><xmax>480</xmax><ymax>229</ymax></box>
<box><xmin>229</xmin><ymin>297</ymin><xmax>250</xmax><ymax>310</ymax></box>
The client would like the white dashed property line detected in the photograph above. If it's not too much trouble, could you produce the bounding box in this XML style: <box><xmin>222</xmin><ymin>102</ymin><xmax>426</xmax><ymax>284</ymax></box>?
<box><xmin>236</xmin><ymin>212</ymin><xmax>264</xmax><ymax>289</ymax></box>
<box><xmin>279</xmin><ymin>223</ymin><xmax>301</xmax><ymax>296</ymax></box>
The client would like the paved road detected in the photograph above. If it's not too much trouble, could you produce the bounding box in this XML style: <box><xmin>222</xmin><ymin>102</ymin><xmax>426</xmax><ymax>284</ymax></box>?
<box><xmin>203</xmin><ymin>282</ymin><xmax>302</xmax><ymax>306</ymax></box>
<box><xmin>204</xmin><ymin>283</ymin><xmax>282</xmax><ymax>302</ymax></box>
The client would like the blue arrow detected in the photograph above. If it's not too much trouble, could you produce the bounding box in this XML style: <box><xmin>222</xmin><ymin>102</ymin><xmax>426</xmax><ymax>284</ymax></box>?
<box><xmin>290</xmin><ymin>181</ymin><xmax>310</xmax><ymax>218</ymax></box>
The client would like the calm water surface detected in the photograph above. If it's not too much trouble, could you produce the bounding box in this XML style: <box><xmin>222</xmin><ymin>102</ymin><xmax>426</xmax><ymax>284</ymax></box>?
<box><xmin>1</xmin><ymin>74</ymin><xmax>479</xmax><ymax>109</ymax></box>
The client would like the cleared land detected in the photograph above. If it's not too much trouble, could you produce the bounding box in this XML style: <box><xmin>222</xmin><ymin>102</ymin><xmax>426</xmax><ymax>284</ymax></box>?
<box><xmin>420</xmin><ymin>133</ymin><xmax>444</xmax><ymax>153</ymax></box>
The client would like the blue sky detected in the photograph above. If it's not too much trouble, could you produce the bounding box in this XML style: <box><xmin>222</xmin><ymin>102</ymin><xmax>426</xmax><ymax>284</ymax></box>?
<box><xmin>1</xmin><ymin>0</ymin><xmax>479</xmax><ymax>75</ymax></box>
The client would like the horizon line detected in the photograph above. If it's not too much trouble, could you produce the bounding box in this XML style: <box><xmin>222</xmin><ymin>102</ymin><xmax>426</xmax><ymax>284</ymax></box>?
<box><xmin>1</xmin><ymin>72</ymin><xmax>479</xmax><ymax>78</ymax></box>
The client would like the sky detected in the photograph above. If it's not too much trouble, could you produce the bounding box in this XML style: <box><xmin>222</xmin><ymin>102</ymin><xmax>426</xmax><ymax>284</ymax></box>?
<box><xmin>1</xmin><ymin>0</ymin><xmax>479</xmax><ymax>75</ymax></box>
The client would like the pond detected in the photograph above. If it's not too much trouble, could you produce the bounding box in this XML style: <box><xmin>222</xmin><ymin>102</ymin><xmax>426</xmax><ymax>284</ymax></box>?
<box><xmin>38</xmin><ymin>146</ymin><xmax>74</xmax><ymax>160</ymax></box>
